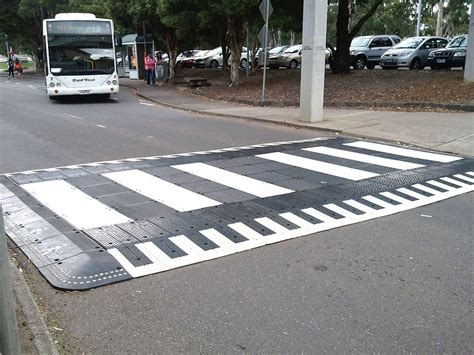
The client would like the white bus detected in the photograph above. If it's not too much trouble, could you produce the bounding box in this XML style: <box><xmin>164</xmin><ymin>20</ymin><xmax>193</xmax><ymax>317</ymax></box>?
<box><xmin>42</xmin><ymin>13</ymin><xmax>119</xmax><ymax>99</ymax></box>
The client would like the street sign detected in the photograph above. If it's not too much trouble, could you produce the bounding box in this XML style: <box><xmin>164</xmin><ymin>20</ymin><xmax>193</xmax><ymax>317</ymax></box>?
<box><xmin>259</xmin><ymin>0</ymin><xmax>273</xmax><ymax>20</ymax></box>
<box><xmin>258</xmin><ymin>24</ymin><xmax>267</xmax><ymax>46</ymax></box>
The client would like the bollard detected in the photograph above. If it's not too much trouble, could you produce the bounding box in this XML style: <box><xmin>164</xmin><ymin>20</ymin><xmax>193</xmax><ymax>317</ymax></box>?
<box><xmin>0</xmin><ymin>205</ymin><xmax>21</xmax><ymax>355</ymax></box>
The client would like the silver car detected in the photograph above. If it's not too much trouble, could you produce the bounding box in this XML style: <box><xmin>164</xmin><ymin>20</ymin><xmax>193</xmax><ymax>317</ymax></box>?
<box><xmin>380</xmin><ymin>36</ymin><xmax>448</xmax><ymax>69</ymax></box>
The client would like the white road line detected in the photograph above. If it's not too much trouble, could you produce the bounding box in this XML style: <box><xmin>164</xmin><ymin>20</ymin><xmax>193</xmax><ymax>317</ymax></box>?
<box><xmin>172</xmin><ymin>162</ymin><xmax>293</xmax><ymax>198</ymax></box>
<box><xmin>466</xmin><ymin>172</ymin><xmax>474</xmax><ymax>177</ymax></box>
<box><xmin>454</xmin><ymin>174</ymin><xmax>474</xmax><ymax>183</ymax></box>
<box><xmin>304</xmin><ymin>146</ymin><xmax>424</xmax><ymax>170</ymax></box>
<box><xmin>396</xmin><ymin>187</ymin><xmax>427</xmax><ymax>200</ymax></box>
<box><xmin>257</xmin><ymin>152</ymin><xmax>379</xmax><ymax>181</ymax></box>
<box><xmin>228</xmin><ymin>222</ymin><xmax>265</xmax><ymax>242</ymax></box>
<box><xmin>96</xmin><ymin>124</ymin><xmax>106</xmax><ymax>128</ymax></box>
<box><xmin>255</xmin><ymin>217</ymin><xmax>289</xmax><ymax>234</ymax></box>
<box><xmin>301</xmin><ymin>208</ymin><xmax>336</xmax><ymax>223</ymax></box>
<box><xmin>379</xmin><ymin>191</ymin><xmax>412</xmax><ymax>204</ymax></box>
<box><xmin>344</xmin><ymin>141</ymin><xmax>462</xmax><ymax>163</ymax></box>
<box><xmin>412</xmin><ymin>183</ymin><xmax>442</xmax><ymax>196</ymax></box>
<box><xmin>64</xmin><ymin>114</ymin><xmax>84</xmax><ymax>120</ymax></box>
<box><xmin>426</xmin><ymin>180</ymin><xmax>457</xmax><ymax>191</ymax></box>
<box><xmin>279</xmin><ymin>212</ymin><xmax>314</xmax><ymax>228</ymax></box>
<box><xmin>21</xmin><ymin>180</ymin><xmax>132</xmax><ymax>230</ymax></box>
<box><xmin>103</xmin><ymin>169</ymin><xmax>221</xmax><ymax>212</ymax></box>
<box><xmin>343</xmin><ymin>199</ymin><xmax>376</xmax><ymax>213</ymax></box>
<box><xmin>139</xmin><ymin>102</ymin><xmax>155</xmax><ymax>107</ymax></box>
<box><xmin>200</xmin><ymin>229</ymin><xmax>238</xmax><ymax>250</ymax></box>
<box><xmin>440</xmin><ymin>177</ymin><xmax>469</xmax><ymax>187</ymax></box>
<box><xmin>362</xmin><ymin>195</ymin><xmax>394</xmax><ymax>208</ymax></box>
<box><xmin>323</xmin><ymin>203</ymin><xmax>358</xmax><ymax>218</ymax></box>
<box><xmin>169</xmin><ymin>235</ymin><xmax>204</xmax><ymax>256</ymax></box>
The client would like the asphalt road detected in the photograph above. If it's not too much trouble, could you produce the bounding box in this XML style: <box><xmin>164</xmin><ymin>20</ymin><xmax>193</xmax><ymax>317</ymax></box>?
<box><xmin>1</xmin><ymin>75</ymin><xmax>472</xmax><ymax>353</ymax></box>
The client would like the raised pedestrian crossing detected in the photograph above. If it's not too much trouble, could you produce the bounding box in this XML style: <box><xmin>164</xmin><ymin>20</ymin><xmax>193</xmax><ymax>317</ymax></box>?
<box><xmin>1</xmin><ymin>137</ymin><xmax>472</xmax><ymax>289</ymax></box>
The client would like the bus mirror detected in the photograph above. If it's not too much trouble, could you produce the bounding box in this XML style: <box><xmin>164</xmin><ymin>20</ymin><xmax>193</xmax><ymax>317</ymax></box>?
<box><xmin>115</xmin><ymin>35</ymin><xmax>122</xmax><ymax>47</ymax></box>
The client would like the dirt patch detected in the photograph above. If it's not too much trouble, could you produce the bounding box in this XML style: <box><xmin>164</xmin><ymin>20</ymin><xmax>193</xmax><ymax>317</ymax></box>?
<box><xmin>172</xmin><ymin>68</ymin><xmax>474</xmax><ymax>111</ymax></box>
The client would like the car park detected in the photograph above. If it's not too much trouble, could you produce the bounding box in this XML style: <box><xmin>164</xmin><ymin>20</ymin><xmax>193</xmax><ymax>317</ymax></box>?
<box><xmin>380</xmin><ymin>36</ymin><xmax>448</xmax><ymax>69</ymax></box>
<box><xmin>427</xmin><ymin>34</ymin><xmax>468</xmax><ymax>69</ymax></box>
<box><xmin>176</xmin><ymin>50</ymin><xmax>201</xmax><ymax>67</ymax></box>
<box><xmin>271</xmin><ymin>44</ymin><xmax>302</xmax><ymax>69</ymax></box>
<box><xmin>206</xmin><ymin>47</ymin><xmax>250</xmax><ymax>69</ymax></box>
<box><xmin>350</xmin><ymin>35</ymin><xmax>401</xmax><ymax>69</ymax></box>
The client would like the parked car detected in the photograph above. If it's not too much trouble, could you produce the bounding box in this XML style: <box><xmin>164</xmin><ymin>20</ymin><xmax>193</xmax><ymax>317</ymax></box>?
<box><xmin>193</xmin><ymin>47</ymin><xmax>222</xmax><ymax>68</ymax></box>
<box><xmin>427</xmin><ymin>34</ymin><xmax>468</xmax><ymax>69</ymax></box>
<box><xmin>271</xmin><ymin>44</ymin><xmax>302</xmax><ymax>69</ymax></box>
<box><xmin>380</xmin><ymin>36</ymin><xmax>448</xmax><ymax>69</ymax></box>
<box><xmin>350</xmin><ymin>35</ymin><xmax>401</xmax><ymax>69</ymax></box>
<box><xmin>258</xmin><ymin>45</ymin><xmax>289</xmax><ymax>67</ymax></box>
<box><xmin>206</xmin><ymin>47</ymin><xmax>250</xmax><ymax>69</ymax></box>
<box><xmin>176</xmin><ymin>50</ymin><xmax>200</xmax><ymax>68</ymax></box>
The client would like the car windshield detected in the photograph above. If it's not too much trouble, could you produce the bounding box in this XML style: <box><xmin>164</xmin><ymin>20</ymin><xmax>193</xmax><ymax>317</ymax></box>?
<box><xmin>393</xmin><ymin>38</ymin><xmax>424</xmax><ymax>49</ymax></box>
<box><xmin>351</xmin><ymin>37</ymin><xmax>371</xmax><ymax>47</ymax></box>
<box><xmin>447</xmin><ymin>36</ymin><xmax>467</xmax><ymax>48</ymax></box>
<box><xmin>269</xmin><ymin>46</ymin><xmax>286</xmax><ymax>54</ymax></box>
<box><xmin>283</xmin><ymin>45</ymin><xmax>301</xmax><ymax>54</ymax></box>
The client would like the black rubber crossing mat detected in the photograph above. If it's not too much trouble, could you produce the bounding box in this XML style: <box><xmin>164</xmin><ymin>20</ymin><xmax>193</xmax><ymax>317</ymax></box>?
<box><xmin>1</xmin><ymin>137</ymin><xmax>472</xmax><ymax>289</ymax></box>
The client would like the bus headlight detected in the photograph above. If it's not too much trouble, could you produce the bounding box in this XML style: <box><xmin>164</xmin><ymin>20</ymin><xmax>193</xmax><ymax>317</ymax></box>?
<box><xmin>56</xmin><ymin>83</ymin><xmax>61</xmax><ymax>87</ymax></box>
<box><xmin>107</xmin><ymin>81</ymin><xmax>112</xmax><ymax>85</ymax></box>
<box><xmin>49</xmin><ymin>82</ymin><xmax>56</xmax><ymax>87</ymax></box>
<box><xmin>112</xmin><ymin>80</ymin><xmax>118</xmax><ymax>85</ymax></box>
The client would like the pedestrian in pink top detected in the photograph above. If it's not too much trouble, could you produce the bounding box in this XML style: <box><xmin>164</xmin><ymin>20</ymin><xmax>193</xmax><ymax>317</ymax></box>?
<box><xmin>144</xmin><ymin>52</ymin><xmax>156</xmax><ymax>86</ymax></box>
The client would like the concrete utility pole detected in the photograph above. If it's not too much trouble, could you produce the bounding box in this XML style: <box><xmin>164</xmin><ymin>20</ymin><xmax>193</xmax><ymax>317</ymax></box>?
<box><xmin>464</xmin><ymin>6</ymin><xmax>474</xmax><ymax>82</ymax></box>
<box><xmin>300</xmin><ymin>0</ymin><xmax>328</xmax><ymax>123</ymax></box>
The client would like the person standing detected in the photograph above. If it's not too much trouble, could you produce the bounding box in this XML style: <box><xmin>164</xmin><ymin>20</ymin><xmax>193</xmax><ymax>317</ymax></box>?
<box><xmin>14</xmin><ymin>58</ymin><xmax>23</xmax><ymax>78</ymax></box>
<box><xmin>156</xmin><ymin>51</ymin><xmax>165</xmax><ymax>85</ymax></box>
<box><xmin>7</xmin><ymin>58</ymin><xmax>14</xmax><ymax>79</ymax></box>
<box><xmin>144</xmin><ymin>52</ymin><xmax>156</xmax><ymax>86</ymax></box>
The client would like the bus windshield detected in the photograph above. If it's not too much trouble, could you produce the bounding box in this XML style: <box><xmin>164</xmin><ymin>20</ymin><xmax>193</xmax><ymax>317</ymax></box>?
<box><xmin>47</xmin><ymin>21</ymin><xmax>114</xmax><ymax>75</ymax></box>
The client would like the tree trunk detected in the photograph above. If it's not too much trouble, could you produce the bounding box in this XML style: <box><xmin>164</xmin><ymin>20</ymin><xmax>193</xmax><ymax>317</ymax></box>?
<box><xmin>163</xmin><ymin>32</ymin><xmax>177</xmax><ymax>79</ymax></box>
<box><xmin>333</xmin><ymin>0</ymin><xmax>383</xmax><ymax>74</ymax></box>
<box><xmin>290</xmin><ymin>31</ymin><xmax>295</xmax><ymax>46</ymax></box>
<box><xmin>227</xmin><ymin>15</ymin><xmax>243</xmax><ymax>87</ymax></box>
<box><xmin>436</xmin><ymin>0</ymin><xmax>444</xmax><ymax>36</ymax></box>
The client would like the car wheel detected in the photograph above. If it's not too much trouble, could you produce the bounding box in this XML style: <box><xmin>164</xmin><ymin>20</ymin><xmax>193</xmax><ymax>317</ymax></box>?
<box><xmin>240</xmin><ymin>58</ymin><xmax>248</xmax><ymax>69</ymax></box>
<box><xmin>289</xmin><ymin>60</ymin><xmax>298</xmax><ymax>70</ymax></box>
<box><xmin>366</xmin><ymin>63</ymin><xmax>375</xmax><ymax>70</ymax></box>
<box><xmin>209</xmin><ymin>60</ymin><xmax>218</xmax><ymax>69</ymax></box>
<box><xmin>410</xmin><ymin>57</ymin><xmax>421</xmax><ymax>70</ymax></box>
<box><xmin>354</xmin><ymin>55</ymin><xmax>366</xmax><ymax>70</ymax></box>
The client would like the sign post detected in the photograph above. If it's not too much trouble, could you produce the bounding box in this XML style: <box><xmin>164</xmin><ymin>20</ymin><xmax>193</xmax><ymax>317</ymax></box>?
<box><xmin>299</xmin><ymin>0</ymin><xmax>328</xmax><ymax>122</ymax></box>
<box><xmin>464</xmin><ymin>7</ymin><xmax>473</xmax><ymax>82</ymax></box>
<box><xmin>259</xmin><ymin>0</ymin><xmax>273</xmax><ymax>105</ymax></box>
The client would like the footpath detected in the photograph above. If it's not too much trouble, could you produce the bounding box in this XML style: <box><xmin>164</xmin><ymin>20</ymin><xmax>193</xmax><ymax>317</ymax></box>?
<box><xmin>121</xmin><ymin>78</ymin><xmax>474</xmax><ymax>157</ymax></box>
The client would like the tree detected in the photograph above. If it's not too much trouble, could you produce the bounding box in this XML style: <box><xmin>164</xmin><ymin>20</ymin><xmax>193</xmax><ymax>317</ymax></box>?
<box><xmin>331</xmin><ymin>0</ymin><xmax>384</xmax><ymax>73</ymax></box>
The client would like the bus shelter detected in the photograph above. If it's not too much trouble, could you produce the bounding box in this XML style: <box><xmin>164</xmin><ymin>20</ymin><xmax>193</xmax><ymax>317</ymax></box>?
<box><xmin>120</xmin><ymin>34</ymin><xmax>154</xmax><ymax>80</ymax></box>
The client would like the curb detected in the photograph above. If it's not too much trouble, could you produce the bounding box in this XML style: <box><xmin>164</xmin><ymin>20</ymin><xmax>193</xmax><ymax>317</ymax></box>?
<box><xmin>9</xmin><ymin>260</ymin><xmax>59</xmax><ymax>355</ymax></box>
<box><xmin>187</xmin><ymin>90</ymin><xmax>474</xmax><ymax>112</ymax></box>
<box><xmin>123</xmin><ymin>83</ymin><xmax>468</xmax><ymax>156</ymax></box>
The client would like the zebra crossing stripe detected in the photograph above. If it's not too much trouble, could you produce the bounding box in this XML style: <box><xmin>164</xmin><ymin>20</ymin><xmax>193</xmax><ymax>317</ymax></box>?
<box><xmin>454</xmin><ymin>174</ymin><xmax>474</xmax><ymax>183</ymax></box>
<box><xmin>344</xmin><ymin>141</ymin><xmax>462</xmax><ymax>163</ymax></box>
<box><xmin>279</xmin><ymin>212</ymin><xmax>314</xmax><ymax>228</ymax></box>
<box><xmin>362</xmin><ymin>195</ymin><xmax>394</xmax><ymax>208</ymax></box>
<box><xmin>256</xmin><ymin>152</ymin><xmax>379</xmax><ymax>181</ymax></box>
<box><xmin>379</xmin><ymin>191</ymin><xmax>412</xmax><ymax>204</ymax></box>
<box><xmin>21</xmin><ymin>180</ymin><xmax>132</xmax><ymax>230</ymax></box>
<box><xmin>255</xmin><ymin>217</ymin><xmax>290</xmax><ymax>234</ymax></box>
<box><xmin>171</xmin><ymin>162</ymin><xmax>293</xmax><ymax>198</ymax></box>
<box><xmin>396</xmin><ymin>187</ymin><xmax>428</xmax><ymax>200</ymax></box>
<box><xmin>323</xmin><ymin>203</ymin><xmax>358</xmax><ymax>218</ymax></box>
<box><xmin>102</xmin><ymin>169</ymin><xmax>221</xmax><ymax>212</ymax></box>
<box><xmin>304</xmin><ymin>146</ymin><xmax>425</xmax><ymax>170</ymax></box>
<box><xmin>301</xmin><ymin>208</ymin><xmax>336</xmax><ymax>223</ymax></box>
<box><xmin>426</xmin><ymin>180</ymin><xmax>457</xmax><ymax>191</ymax></box>
<box><xmin>343</xmin><ymin>199</ymin><xmax>376</xmax><ymax>213</ymax></box>
<box><xmin>439</xmin><ymin>177</ymin><xmax>469</xmax><ymax>187</ymax></box>
<box><xmin>412</xmin><ymin>183</ymin><xmax>443</xmax><ymax>196</ymax></box>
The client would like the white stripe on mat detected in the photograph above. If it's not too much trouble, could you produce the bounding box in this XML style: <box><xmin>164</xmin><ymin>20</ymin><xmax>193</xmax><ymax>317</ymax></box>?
<box><xmin>172</xmin><ymin>162</ymin><xmax>293</xmax><ymax>198</ymax></box>
<box><xmin>454</xmin><ymin>174</ymin><xmax>474</xmax><ymax>183</ymax></box>
<box><xmin>344</xmin><ymin>141</ymin><xmax>462</xmax><ymax>163</ymax></box>
<box><xmin>256</xmin><ymin>152</ymin><xmax>379</xmax><ymax>181</ymax></box>
<box><xmin>103</xmin><ymin>170</ymin><xmax>221</xmax><ymax>212</ymax></box>
<box><xmin>21</xmin><ymin>180</ymin><xmax>132</xmax><ymax>230</ymax></box>
<box><xmin>304</xmin><ymin>146</ymin><xmax>424</xmax><ymax>170</ymax></box>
